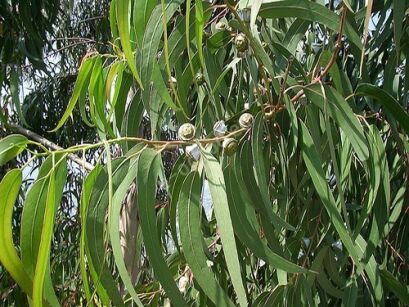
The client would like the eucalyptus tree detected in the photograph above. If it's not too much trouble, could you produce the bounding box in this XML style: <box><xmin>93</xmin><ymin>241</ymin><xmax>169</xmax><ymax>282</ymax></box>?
<box><xmin>1</xmin><ymin>0</ymin><xmax>409</xmax><ymax>306</ymax></box>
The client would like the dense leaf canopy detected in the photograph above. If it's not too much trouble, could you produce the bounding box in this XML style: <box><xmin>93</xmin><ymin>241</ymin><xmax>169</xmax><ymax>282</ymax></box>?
<box><xmin>1</xmin><ymin>0</ymin><xmax>409</xmax><ymax>306</ymax></box>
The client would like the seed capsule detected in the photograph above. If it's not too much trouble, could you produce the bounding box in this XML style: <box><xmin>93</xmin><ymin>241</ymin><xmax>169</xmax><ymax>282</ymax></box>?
<box><xmin>222</xmin><ymin>138</ymin><xmax>238</xmax><ymax>156</ymax></box>
<box><xmin>234</xmin><ymin>33</ymin><xmax>248</xmax><ymax>52</ymax></box>
<box><xmin>178</xmin><ymin>123</ymin><xmax>196</xmax><ymax>141</ymax></box>
<box><xmin>213</xmin><ymin>120</ymin><xmax>227</xmax><ymax>137</ymax></box>
<box><xmin>239</xmin><ymin>112</ymin><xmax>254</xmax><ymax>128</ymax></box>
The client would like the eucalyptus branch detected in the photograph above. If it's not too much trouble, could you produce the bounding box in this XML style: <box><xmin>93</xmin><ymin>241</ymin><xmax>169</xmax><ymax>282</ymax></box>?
<box><xmin>224</xmin><ymin>1</ymin><xmax>274</xmax><ymax>105</ymax></box>
<box><xmin>291</xmin><ymin>4</ymin><xmax>347</xmax><ymax>103</ymax></box>
<box><xmin>8</xmin><ymin>124</ymin><xmax>94</xmax><ymax>171</ymax></box>
<box><xmin>7</xmin><ymin>124</ymin><xmax>248</xmax><ymax>169</ymax></box>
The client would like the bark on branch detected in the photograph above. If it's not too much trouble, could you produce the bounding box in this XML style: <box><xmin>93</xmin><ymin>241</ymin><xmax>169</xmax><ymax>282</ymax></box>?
<box><xmin>7</xmin><ymin>124</ymin><xmax>94</xmax><ymax>171</ymax></box>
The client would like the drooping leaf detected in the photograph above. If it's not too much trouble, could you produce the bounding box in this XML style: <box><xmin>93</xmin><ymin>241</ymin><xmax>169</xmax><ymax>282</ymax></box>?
<box><xmin>20</xmin><ymin>155</ymin><xmax>67</xmax><ymax>307</ymax></box>
<box><xmin>0</xmin><ymin>169</ymin><xmax>33</xmax><ymax>296</ymax></box>
<box><xmin>116</xmin><ymin>0</ymin><xmax>143</xmax><ymax>88</ymax></box>
<box><xmin>109</xmin><ymin>146</ymin><xmax>144</xmax><ymax>307</ymax></box>
<box><xmin>300</xmin><ymin>122</ymin><xmax>360</xmax><ymax>264</ymax></box>
<box><xmin>32</xmin><ymin>167</ymin><xmax>58</xmax><ymax>307</ymax></box>
<box><xmin>380</xmin><ymin>269</ymin><xmax>409</xmax><ymax>304</ymax></box>
<box><xmin>304</xmin><ymin>84</ymin><xmax>369</xmax><ymax>161</ymax></box>
<box><xmin>51</xmin><ymin>57</ymin><xmax>95</xmax><ymax>131</ymax></box>
<box><xmin>258</xmin><ymin>0</ymin><xmax>362</xmax><ymax>49</ymax></box>
<box><xmin>86</xmin><ymin>159</ymin><xmax>127</xmax><ymax>306</ymax></box>
<box><xmin>179</xmin><ymin>171</ymin><xmax>235</xmax><ymax>306</ymax></box>
<box><xmin>200</xmin><ymin>146</ymin><xmax>248</xmax><ymax>307</ymax></box>
<box><xmin>79</xmin><ymin>166</ymin><xmax>102</xmax><ymax>306</ymax></box>
<box><xmin>137</xmin><ymin>148</ymin><xmax>188</xmax><ymax>306</ymax></box>
<box><xmin>355</xmin><ymin>83</ymin><xmax>409</xmax><ymax>135</ymax></box>
<box><xmin>224</xmin><ymin>165</ymin><xmax>308</xmax><ymax>274</ymax></box>
<box><xmin>0</xmin><ymin>134</ymin><xmax>29</xmax><ymax>166</ymax></box>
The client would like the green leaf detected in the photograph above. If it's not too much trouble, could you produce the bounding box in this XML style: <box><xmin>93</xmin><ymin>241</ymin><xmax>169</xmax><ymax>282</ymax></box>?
<box><xmin>32</xmin><ymin>168</ymin><xmax>57</xmax><ymax>307</ymax></box>
<box><xmin>80</xmin><ymin>166</ymin><xmax>102</xmax><ymax>306</ymax></box>
<box><xmin>355</xmin><ymin>235</ymin><xmax>384</xmax><ymax>305</ymax></box>
<box><xmin>200</xmin><ymin>146</ymin><xmax>248</xmax><ymax>307</ymax></box>
<box><xmin>393</xmin><ymin>0</ymin><xmax>405</xmax><ymax>56</ymax></box>
<box><xmin>168</xmin><ymin>155</ymin><xmax>190</xmax><ymax>251</ymax></box>
<box><xmin>86</xmin><ymin>159</ymin><xmax>127</xmax><ymax>306</ymax></box>
<box><xmin>10</xmin><ymin>70</ymin><xmax>30</xmax><ymax>127</ymax></box>
<box><xmin>258</xmin><ymin>0</ymin><xmax>362</xmax><ymax>49</ymax></box>
<box><xmin>0</xmin><ymin>169</ymin><xmax>33</xmax><ymax>296</ymax></box>
<box><xmin>109</xmin><ymin>0</ymin><xmax>119</xmax><ymax>39</ymax></box>
<box><xmin>304</xmin><ymin>84</ymin><xmax>369</xmax><ymax>161</ymax></box>
<box><xmin>133</xmin><ymin>0</ymin><xmax>156</xmax><ymax>46</ymax></box>
<box><xmin>51</xmin><ymin>57</ymin><xmax>94</xmax><ymax>132</ymax></box>
<box><xmin>195</xmin><ymin>0</ymin><xmax>205</xmax><ymax>68</ymax></box>
<box><xmin>137</xmin><ymin>148</ymin><xmax>188</xmax><ymax>307</ymax></box>
<box><xmin>109</xmin><ymin>147</ymin><xmax>144</xmax><ymax>307</ymax></box>
<box><xmin>300</xmin><ymin>122</ymin><xmax>360</xmax><ymax>265</ymax></box>
<box><xmin>224</xmin><ymin>166</ymin><xmax>308</xmax><ymax>274</ymax></box>
<box><xmin>212</xmin><ymin>58</ymin><xmax>241</xmax><ymax>95</ymax></box>
<box><xmin>20</xmin><ymin>155</ymin><xmax>67</xmax><ymax>307</ymax></box>
<box><xmin>355</xmin><ymin>83</ymin><xmax>409</xmax><ymax>135</ymax></box>
<box><xmin>0</xmin><ymin>134</ymin><xmax>28</xmax><ymax>166</ymax></box>
<box><xmin>250</xmin><ymin>0</ymin><xmax>262</xmax><ymax>30</ymax></box>
<box><xmin>342</xmin><ymin>279</ymin><xmax>358</xmax><ymax>306</ymax></box>
<box><xmin>116</xmin><ymin>0</ymin><xmax>143</xmax><ymax>88</ymax></box>
<box><xmin>380</xmin><ymin>269</ymin><xmax>409</xmax><ymax>304</ymax></box>
<box><xmin>179</xmin><ymin>171</ymin><xmax>235</xmax><ymax>306</ymax></box>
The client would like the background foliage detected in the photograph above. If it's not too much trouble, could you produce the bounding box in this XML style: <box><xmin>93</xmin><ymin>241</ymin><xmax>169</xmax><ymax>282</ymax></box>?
<box><xmin>1</xmin><ymin>0</ymin><xmax>409</xmax><ymax>306</ymax></box>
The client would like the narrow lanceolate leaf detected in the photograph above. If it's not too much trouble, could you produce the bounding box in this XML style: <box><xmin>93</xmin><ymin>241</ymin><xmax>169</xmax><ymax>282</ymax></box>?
<box><xmin>0</xmin><ymin>169</ymin><xmax>33</xmax><ymax>296</ymax></box>
<box><xmin>137</xmin><ymin>148</ymin><xmax>188</xmax><ymax>307</ymax></box>
<box><xmin>33</xmin><ymin>169</ymin><xmax>57</xmax><ymax>307</ymax></box>
<box><xmin>355</xmin><ymin>235</ymin><xmax>384</xmax><ymax>305</ymax></box>
<box><xmin>200</xmin><ymin>147</ymin><xmax>248</xmax><ymax>307</ymax></box>
<box><xmin>237</xmin><ymin>141</ymin><xmax>294</xmax><ymax>232</ymax></box>
<box><xmin>253</xmin><ymin>112</ymin><xmax>295</xmax><ymax>231</ymax></box>
<box><xmin>109</xmin><ymin>148</ymin><xmax>144</xmax><ymax>307</ymax></box>
<box><xmin>179</xmin><ymin>171</ymin><xmax>235</xmax><ymax>307</ymax></box>
<box><xmin>116</xmin><ymin>0</ymin><xmax>143</xmax><ymax>88</ymax></box>
<box><xmin>342</xmin><ymin>279</ymin><xmax>358</xmax><ymax>306</ymax></box>
<box><xmin>393</xmin><ymin>0</ymin><xmax>405</xmax><ymax>57</ymax></box>
<box><xmin>258</xmin><ymin>0</ymin><xmax>362</xmax><ymax>49</ymax></box>
<box><xmin>0</xmin><ymin>134</ymin><xmax>28</xmax><ymax>166</ymax></box>
<box><xmin>195</xmin><ymin>0</ymin><xmax>204</xmax><ymax>67</ymax></box>
<box><xmin>51</xmin><ymin>57</ymin><xmax>94</xmax><ymax>131</ymax></box>
<box><xmin>300</xmin><ymin>122</ymin><xmax>360</xmax><ymax>265</ymax></box>
<box><xmin>252</xmin><ymin>112</ymin><xmax>270</xmax><ymax>212</ymax></box>
<box><xmin>224</xmin><ymin>166</ymin><xmax>308</xmax><ymax>274</ymax></box>
<box><xmin>80</xmin><ymin>166</ymin><xmax>102</xmax><ymax>306</ymax></box>
<box><xmin>250</xmin><ymin>0</ymin><xmax>262</xmax><ymax>29</ymax></box>
<box><xmin>169</xmin><ymin>156</ymin><xmax>190</xmax><ymax>251</ymax></box>
<box><xmin>304</xmin><ymin>84</ymin><xmax>369</xmax><ymax>161</ymax></box>
<box><xmin>86</xmin><ymin>159</ymin><xmax>127</xmax><ymax>306</ymax></box>
<box><xmin>133</xmin><ymin>0</ymin><xmax>156</xmax><ymax>46</ymax></box>
<box><xmin>355</xmin><ymin>83</ymin><xmax>409</xmax><ymax>135</ymax></box>
<box><xmin>20</xmin><ymin>155</ymin><xmax>67</xmax><ymax>307</ymax></box>
<box><xmin>380</xmin><ymin>269</ymin><xmax>409</xmax><ymax>304</ymax></box>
